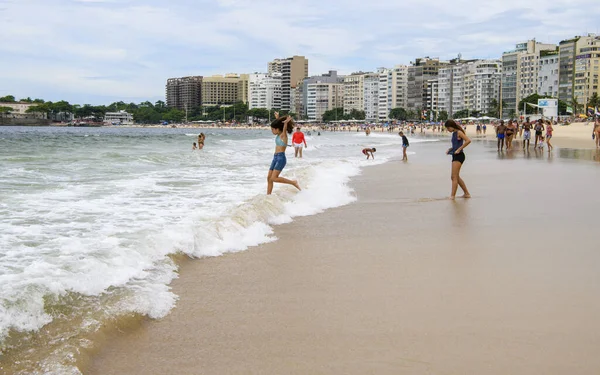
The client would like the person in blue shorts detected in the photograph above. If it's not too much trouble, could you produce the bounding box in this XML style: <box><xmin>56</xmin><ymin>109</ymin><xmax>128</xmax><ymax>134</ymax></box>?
<box><xmin>267</xmin><ymin>112</ymin><xmax>301</xmax><ymax>195</ymax></box>
<box><xmin>399</xmin><ymin>131</ymin><xmax>409</xmax><ymax>161</ymax></box>
<box><xmin>496</xmin><ymin>120</ymin><xmax>506</xmax><ymax>151</ymax></box>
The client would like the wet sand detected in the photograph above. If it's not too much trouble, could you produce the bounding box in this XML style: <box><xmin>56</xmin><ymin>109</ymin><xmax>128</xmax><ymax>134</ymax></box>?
<box><xmin>88</xmin><ymin>141</ymin><xmax>600</xmax><ymax>375</ymax></box>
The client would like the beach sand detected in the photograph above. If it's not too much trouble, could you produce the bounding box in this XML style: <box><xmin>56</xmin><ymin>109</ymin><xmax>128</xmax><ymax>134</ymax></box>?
<box><xmin>87</xmin><ymin>140</ymin><xmax>600</xmax><ymax>375</ymax></box>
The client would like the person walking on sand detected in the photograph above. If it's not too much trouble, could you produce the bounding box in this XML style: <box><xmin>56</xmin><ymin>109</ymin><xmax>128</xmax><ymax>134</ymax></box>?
<box><xmin>267</xmin><ymin>113</ymin><xmax>301</xmax><ymax>195</ymax></box>
<box><xmin>445</xmin><ymin>120</ymin><xmax>471</xmax><ymax>200</ymax></box>
<box><xmin>594</xmin><ymin>118</ymin><xmax>600</xmax><ymax>149</ymax></box>
<box><xmin>545</xmin><ymin>120</ymin><xmax>554</xmax><ymax>151</ymax></box>
<box><xmin>362</xmin><ymin>148</ymin><xmax>376</xmax><ymax>159</ymax></box>
<box><xmin>522</xmin><ymin>120</ymin><xmax>532</xmax><ymax>150</ymax></box>
<box><xmin>505</xmin><ymin>120</ymin><xmax>516</xmax><ymax>150</ymax></box>
<box><xmin>292</xmin><ymin>127</ymin><xmax>307</xmax><ymax>158</ymax></box>
<box><xmin>534</xmin><ymin>119</ymin><xmax>544</xmax><ymax>149</ymax></box>
<box><xmin>496</xmin><ymin>120</ymin><xmax>506</xmax><ymax>151</ymax></box>
<box><xmin>399</xmin><ymin>131</ymin><xmax>409</xmax><ymax>161</ymax></box>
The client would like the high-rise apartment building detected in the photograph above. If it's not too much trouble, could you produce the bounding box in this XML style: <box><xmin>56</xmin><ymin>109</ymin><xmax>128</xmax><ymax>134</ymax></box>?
<box><xmin>558</xmin><ymin>37</ymin><xmax>578</xmax><ymax>104</ymax></box>
<box><xmin>302</xmin><ymin>70</ymin><xmax>344</xmax><ymax>121</ymax></box>
<box><xmin>438</xmin><ymin>59</ymin><xmax>501</xmax><ymax>117</ymax></box>
<box><xmin>377</xmin><ymin>65</ymin><xmax>408</xmax><ymax>120</ymax></box>
<box><xmin>268</xmin><ymin>56</ymin><xmax>308</xmax><ymax>111</ymax></box>
<box><xmin>248</xmin><ymin>73</ymin><xmax>282</xmax><ymax>110</ymax></box>
<box><xmin>363</xmin><ymin>73</ymin><xmax>379</xmax><ymax>121</ymax></box>
<box><xmin>538</xmin><ymin>52</ymin><xmax>559</xmax><ymax>98</ymax></box>
<box><xmin>502</xmin><ymin>40</ymin><xmax>556</xmax><ymax>117</ymax></box>
<box><xmin>407</xmin><ymin>58</ymin><xmax>447</xmax><ymax>111</ymax></box>
<box><xmin>574</xmin><ymin>34</ymin><xmax>600</xmax><ymax>108</ymax></box>
<box><xmin>427</xmin><ymin>78</ymin><xmax>439</xmax><ymax>115</ymax></box>
<box><xmin>201</xmin><ymin>74</ymin><xmax>249</xmax><ymax>106</ymax></box>
<box><xmin>343</xmin><ymin>72</ymin><xmax>367</xmax><ymax>116</ymax></box>
<box><xmin>165</xmin><ymin>76</ymin><xmax>202</xmax><ymax>110</ymax></box>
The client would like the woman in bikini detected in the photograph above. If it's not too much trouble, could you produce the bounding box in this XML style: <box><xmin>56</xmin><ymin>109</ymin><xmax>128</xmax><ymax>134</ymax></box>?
<box><xmin>197</xmin><ymin>133</ymin><xmax>205</xmax><ymax>149</ymax></box>
<box><xmin>267</xmin><ymin>113</ymin><xmax>301</xmax><ymax>195</ymax></box>
<box><xmin>445</xmin><ymin>119</ymin><xmax>471</xmax><ymax>200</ymax></box>
<box><xmin>505</xmin><ymin>120</ymin><xmax>516</xmax><ymax>150</ymax></box>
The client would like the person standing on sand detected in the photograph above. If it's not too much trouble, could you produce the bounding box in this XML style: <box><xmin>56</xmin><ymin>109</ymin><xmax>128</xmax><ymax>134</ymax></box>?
<box><xmin>496</xmin><ymin>120</ymin><xmax>506</xmax><ymax>151</ymax></box>
<box><xmin>267</xmin><ymin>113</ymin><xmax>301</xmax><ymax>195</ymax></box>
<box><xmin>445</xmin><ymin>120</ymin><xmax>471</xmax><ymax>200</ymax></box>
<box><xmin>399</xmin><ymin>131</ymin><xmax>409</xmax><ymax>161</ymax></box>
<box><xmin>482</xmin><ymin>123</ymin><xmax>487</xmax><ymax>135</ymax></box>
<box><xmin>545</xmin><ymin>120</ymin><xmax>554</xmax><ymax>151</ymax></box>
<box><xmin>534</xmin><ymin>119</ymin><xmax>544</xmax><ymax>149</ymax></box>
<box><xmin>292</xmin><ymin>127</ymin><xmax>307</xmax><ymax>158</ymax></box>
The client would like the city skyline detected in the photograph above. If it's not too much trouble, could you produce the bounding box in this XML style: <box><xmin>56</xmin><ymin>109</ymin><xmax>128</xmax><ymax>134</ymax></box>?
<box><xmin>1</xmin><ymin>0</ymin><xmax>600</xmax><ymax>105</ymax></box>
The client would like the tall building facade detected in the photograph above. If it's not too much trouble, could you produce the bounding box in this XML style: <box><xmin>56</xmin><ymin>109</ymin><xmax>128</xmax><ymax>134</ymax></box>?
<box><xmin>201</xmin><ymin>74</ymin><xmax>249</xmax><ymax>106</ymax></box>
<box><xmin>343</xmin><ymin>72</ymin><xmax>367</xmax><ymax>116</ymax></box>
<box><xmin>363</xmin><ymin>73</ymin><xmax>379</xmax><ymax>121</ymax></box>
<box><xmin>302</xmin><ymin>70</ymin><xmax>344</xmax><ymax>121</ymax></box>
<box><xmin>558</xmin><ymin>38</ymin><xmax>578</xmax><ymax>104</ymax></box>
<box><xmin>427</xmin><ymin>78</ymin><xmax>439</xmax><ymax>114</ymax></box>
<box><xmin>165</xmin><ymin>76</ymin><xmax>202</xmax><ymax>110</ymax></box>
<box><xmin>538</xmin><ymin>52</ymin><xmax>559</xmax><ymax>98</ymax></box>
<box><xmin>502</xmin><ymin>40</ymin><xmax>557</xmax><ymax>117</ymax></box>
<box><xmin>377</xmin><ymin>65</ymin><xmax>408</xmax><ymax>120</ymax></box>
<box><xmin>574</xmin><ymin>34</ymin><xmax>600</xmax><ymax>108</ymax></box>
<box><xmin>407</xmin><ymin>58</ymin><xmax>447</xmax><ymax>112</ymax></box>
<box><xmin>268</xmin><ymin>56</ymin><xmax>308</xmax><ymax>111</ymax></box>
<box><xmin>439</xmin><ymin>59</ymin><xmax>502</xmax><ymax>117</ymax></box>
<box><xmin>248</xmin><ymin>73</ymin><xmax>282</xmax><ymax>110</ymax></box>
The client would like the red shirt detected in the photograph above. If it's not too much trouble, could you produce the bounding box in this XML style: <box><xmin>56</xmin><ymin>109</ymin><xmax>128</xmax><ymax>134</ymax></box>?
<box><xmin>292</xmin><ymin>132</ymin><xmax>305</xmax><ymax>144</ymax></box>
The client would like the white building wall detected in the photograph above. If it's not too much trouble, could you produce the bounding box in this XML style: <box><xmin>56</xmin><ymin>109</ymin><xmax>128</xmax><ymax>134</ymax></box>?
<box><xmin>248</xmin><ymin>73</ymin><xmax>282</xmax><ymax>110</ymax></box>
<box><xmin>538</xmin><ymin>55</ymin><xmax>559</xmax><ymax>97</ymax></box>
<box><xmin>363</xmin><ymin>74</ymin><xmax>379</xmax><ymax>121</ymax></box>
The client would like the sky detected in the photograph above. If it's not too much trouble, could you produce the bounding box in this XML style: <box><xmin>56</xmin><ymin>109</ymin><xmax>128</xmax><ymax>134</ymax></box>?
<box><xmin>1</xmin><ymin>0</ymin><xmax>599</xmax><ymax>105</ymax></box>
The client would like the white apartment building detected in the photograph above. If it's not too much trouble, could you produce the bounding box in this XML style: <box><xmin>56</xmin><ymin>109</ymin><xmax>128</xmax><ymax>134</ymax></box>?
<box><xmin>427</xmin><ymin>78</ymin><xmax>439</xmax><ymax>114</ymax></box>
<box><xmin>378</xmin><ymin>68</ymin><xmax>392</xmax><ymax>120</ymax></box>
<box><xmin>538</xmin><ymin>53</ymin><xmax>559</xmax><ymax>98</ymax></box>
<box><xmin>438</xmin><ymin>59</ymin><xmax>502</xmax><ymax>116</ymax></box>
<box><xmin>363</xmin><ymin>73</ymin><xmax>379</xmax><ymax>121</ymax></box>
<box><xmin>248</xmin><ymin>73</ymin><xmax>282</xmax><ymax>110</ymax></box>
<box><xmin>306</xmin><ymin>81</ymin><xmax>344</xmax><ymax>121</ymax></box>
<box><xmin>104</xmin><ymin>110</ymin><xmax>133</xmax><ymax>125</ymax></box>
<box><xmin>377</xmin><ymin>65</ymin><xmax>408</xmax><ymax>120</ymax></box>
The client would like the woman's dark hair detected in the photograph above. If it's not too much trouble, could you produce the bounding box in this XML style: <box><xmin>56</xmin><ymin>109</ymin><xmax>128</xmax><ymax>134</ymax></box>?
<box><xmin>445</xmin><ymin>119</ymin><xmax>464</xmax><ymax>133</ymax></box>
<box><xmin>270</xmin><ymin>116</ymin><xmax>294</xmax><ymax>134</ymax></box>
<box><xmin>372</xmin><ymin>148</ymin><xmax>376</xmax><ymax>152</ymax></box>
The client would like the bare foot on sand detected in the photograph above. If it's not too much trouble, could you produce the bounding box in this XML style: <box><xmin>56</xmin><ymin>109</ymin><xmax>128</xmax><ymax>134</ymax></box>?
<box><xmin>462</xmin><ymin>194</ymin><xmax>471</xmax><ymax>198</ymax></box>
<box><xmin>449</xmin><ymin>196</ymin><xmax>456</xmax><ymax>200</ymax></box>
<box><xmin>292</xmin><ymin>180</ymin><xmax>301</xmax><ymax>191</ymax></box>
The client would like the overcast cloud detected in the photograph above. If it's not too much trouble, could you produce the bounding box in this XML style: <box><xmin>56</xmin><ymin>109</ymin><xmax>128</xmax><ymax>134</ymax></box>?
<box><xmin>1</xmin><ymin>0</ymin><xmax>599</xmax><ymax>104</ymax></box>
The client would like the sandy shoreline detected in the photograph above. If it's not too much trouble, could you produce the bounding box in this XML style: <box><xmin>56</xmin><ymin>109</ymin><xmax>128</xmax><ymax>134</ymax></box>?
<box><xmin>87</xmin><ymin>140</ymin><xmax>600</xmax><ymax>374</ymax></box>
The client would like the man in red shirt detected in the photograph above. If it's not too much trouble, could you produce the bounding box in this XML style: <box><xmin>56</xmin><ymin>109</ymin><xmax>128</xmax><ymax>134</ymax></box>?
<box><xmin>292</xmin><ymin>127</ymin><xmax>307</xmax><ymax>158</ymax></box>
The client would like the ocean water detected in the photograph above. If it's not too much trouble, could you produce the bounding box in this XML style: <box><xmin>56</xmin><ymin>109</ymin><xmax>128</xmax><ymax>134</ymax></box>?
<box><xmin>0</xmin><ymin>126</ymin><xmax>431</xmax><ymax>374</ymax></box>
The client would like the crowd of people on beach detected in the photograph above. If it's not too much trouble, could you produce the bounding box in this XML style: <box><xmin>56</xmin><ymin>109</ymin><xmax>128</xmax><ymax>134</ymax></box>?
<box><xmin>191</xmin><ymin>112</ymin><xmax>600</xmax><ymax>199</ymax></box>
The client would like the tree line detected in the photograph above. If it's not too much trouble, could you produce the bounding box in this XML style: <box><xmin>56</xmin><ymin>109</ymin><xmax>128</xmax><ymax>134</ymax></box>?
<box><xmin>0</xmin><ymin>95</ymin><xmax>297</xmax><ymax>124</ymax></box>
